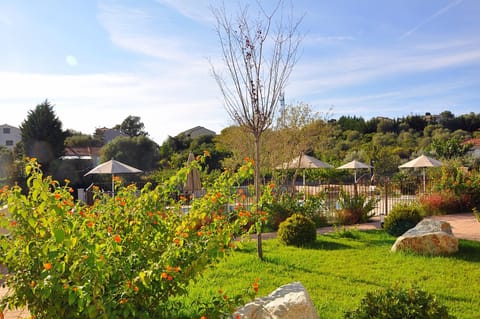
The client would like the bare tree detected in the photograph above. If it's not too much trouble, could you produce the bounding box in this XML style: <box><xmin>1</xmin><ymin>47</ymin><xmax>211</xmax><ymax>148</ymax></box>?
<box><xmin>211</xmin><ymin>1</ymin><xmax>302</xmax><ymax>259</ymax></box>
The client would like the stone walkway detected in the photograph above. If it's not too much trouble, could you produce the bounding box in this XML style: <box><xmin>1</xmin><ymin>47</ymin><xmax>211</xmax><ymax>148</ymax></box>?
<box><xmin>1</xmin><ymin>213</ymin><xmax>478</xmax><ymax>319</ymax></box>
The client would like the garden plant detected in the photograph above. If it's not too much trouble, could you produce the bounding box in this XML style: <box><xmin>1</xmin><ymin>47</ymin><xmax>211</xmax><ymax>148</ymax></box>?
<box><xmin>0</xmin><ymin>157</ymin><xmax>262</xmax><ymax>318</ymax></box>
<box><xmin>336</xmin><ymin>190</ymin><xmax>378</xmax><ymax>225</ymax></box>
<box><xmin>383</xmin><ymin>203</ymin><xmax>423</xmax><ymax>237</ymax></box>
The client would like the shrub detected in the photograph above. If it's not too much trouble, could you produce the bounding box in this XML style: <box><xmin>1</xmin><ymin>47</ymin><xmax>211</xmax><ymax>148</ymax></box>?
<box><xmin>0</xmin><ymin>158</ymin><xmax>254</xmax><ymax>318</ymax></box>
<box><xmin>265</xmin><ymin>192</ymin><xmax>327</xmax><ymax>230</ymax></box>
<box><xmin>383</xmin><ymin>203</ymin><xmax>423</xmax><ymax>236</ymax></box>
<box><xmin>344</xmin><ymin>285</ymin><xmax>456</xmax><ymax>319</ymax></box>
<box><xmin>336</xmin><ymin>191</ymin><xmax>378</xmax><ymax>225</ymax></box>
<box><xmin>277</xmin><ymin>214</ymin><xmax>316</xmax><ymax>247</ymax></box>
<box><xmin>419</xmin><ymin>191</ymin><xmax>471</xmax><ymax>215</ymax></box>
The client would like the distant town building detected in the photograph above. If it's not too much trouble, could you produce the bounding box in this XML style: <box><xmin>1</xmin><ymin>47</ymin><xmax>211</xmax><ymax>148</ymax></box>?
<box><xmin>61</xmin><ymin>146</ymin><xmax>102</xmax><ymax>165</ymax></box>
<box><xmin>178</xmin><ymin>126</ymin><xmax>216</xmax><ymax>139</ymax></box>
<box><xmin>95</xmin><ymin>127</ymin><xmax>127</xmax><ymax>144</ymax></box>
<box><xmin>0</xmin><ymin>124</ymin><xmax>21</xmax><ymax>150</ymax></box>
<box><xmin>424</xmin><ymin>112</ymin><xmax>440</xmax><ymax>123</ymax></box>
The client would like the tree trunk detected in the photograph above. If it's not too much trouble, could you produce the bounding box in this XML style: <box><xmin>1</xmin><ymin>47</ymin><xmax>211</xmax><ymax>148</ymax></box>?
<box><xmin>254</xmin><ymin>135</ymin><xmax>263</xmax><ymax>260</ymax></box>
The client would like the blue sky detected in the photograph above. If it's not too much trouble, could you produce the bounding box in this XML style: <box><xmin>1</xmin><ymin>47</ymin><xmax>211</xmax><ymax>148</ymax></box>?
<box><xmin>1</xmin><ymin>0</ymin><xmax>479</xmax><ymax>144</ymax></box>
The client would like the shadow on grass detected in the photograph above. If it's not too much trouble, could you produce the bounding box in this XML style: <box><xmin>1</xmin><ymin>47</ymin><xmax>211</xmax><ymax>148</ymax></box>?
<box><xmin>453</xmin><ymin>240</ymin><xmax>480</xmax><ymax>262</ymax></box>
<box><xmin>306</xmin><ymin>239</ymin><xmax>354</xmax><ymax>250</ymax></box>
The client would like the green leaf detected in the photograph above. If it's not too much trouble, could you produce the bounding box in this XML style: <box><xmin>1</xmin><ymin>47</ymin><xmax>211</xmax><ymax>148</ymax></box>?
<box><xmin>68</xmin><ymin>290</ymin><xmax>76</xmax><ymax>305</ymax></box>
<box><xmin>27</xmin><ymin>218</ymin><xmax>37</xmax><ymax>228</ymax></box>
<box><xmin>139</xmin><ymin>271</ymin><xmax>147</xmax><ymax>286</ymax></box>
<box><xmin>53</xmin><ymin>228</ymin><xmax>65</xmax><ymax>243</ymax></box>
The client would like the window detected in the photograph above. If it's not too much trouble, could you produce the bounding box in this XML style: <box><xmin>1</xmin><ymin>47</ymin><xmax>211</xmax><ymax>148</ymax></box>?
<box><xmin>5</xmin><ymin>140</ymin><xmax>13</xmax><ymax>146</ymax></box>
<box><xmin>3</xmin><ymin>128</ymin><xmax>10</xmax><ymax>134</ymax></box>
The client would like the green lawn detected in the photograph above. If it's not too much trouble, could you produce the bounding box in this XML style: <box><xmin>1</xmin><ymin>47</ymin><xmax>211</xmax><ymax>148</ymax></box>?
<box><xmin>184</xmin><ymin>230</ymin><xmax>480</xmax><ymax>318</ymax></box>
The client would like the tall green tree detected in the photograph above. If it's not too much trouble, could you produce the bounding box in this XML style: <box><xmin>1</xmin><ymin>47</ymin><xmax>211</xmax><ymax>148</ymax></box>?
<box><xmin>20</xmin><ymin>100</ymin><xmax>67</xmax><ymax>173</ymax></box>
<box><xmin>100</xmin><ymin>135</ymin><xmax>160</xmax><ymax>172</ymax></box>
<box><xmin>114</xmin><ymin>115</ymin><xmax>148</xmax><ymax>137</ymax></box>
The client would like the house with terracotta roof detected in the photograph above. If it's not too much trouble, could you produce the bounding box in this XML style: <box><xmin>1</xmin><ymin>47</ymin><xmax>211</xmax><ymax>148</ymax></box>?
<box><xmin>61</xmin><ymin>146</ymin><xmax>102</xmax><ymax>165</ymax></box>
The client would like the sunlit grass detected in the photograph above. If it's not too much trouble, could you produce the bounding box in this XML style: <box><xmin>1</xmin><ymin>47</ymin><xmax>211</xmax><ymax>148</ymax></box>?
<box><xmin>183</xmin><ymin>230</ymin><xmax>480</xmax><ymax>318</ymax></box>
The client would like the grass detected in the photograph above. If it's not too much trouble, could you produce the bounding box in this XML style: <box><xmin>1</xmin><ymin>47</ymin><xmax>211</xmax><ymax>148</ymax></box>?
<box><xmin>181</xmin><ymin>229</ymin><xmax>480</xmax><ymax>318</ymax></box>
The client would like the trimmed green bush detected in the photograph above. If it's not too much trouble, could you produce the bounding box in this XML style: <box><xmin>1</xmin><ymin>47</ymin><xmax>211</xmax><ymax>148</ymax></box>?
<box><xmin>344</xmin><ymin>285</ymin><xmax>456</xmax><ymax>319</ymax></box>
<box><xmin>383</xmin><ymin>203</ymin><xmax>423</xmax><ymax>236</ymax></box>
<box><xmin>277</xmin><ymin>214</ymin><xmax>316</xmax><ymax>247</ymax></box>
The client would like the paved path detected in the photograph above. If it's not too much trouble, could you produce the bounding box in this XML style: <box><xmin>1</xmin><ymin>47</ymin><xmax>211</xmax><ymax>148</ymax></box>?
<box><xmin>1</xmin><ymin>213</ymin><xmax>478</xmax><ymax>319</ymax></box>
<box><xmin>263</xmin><ymin>212</ymin><xmax>480</xmax><ymax>241</ymax></box>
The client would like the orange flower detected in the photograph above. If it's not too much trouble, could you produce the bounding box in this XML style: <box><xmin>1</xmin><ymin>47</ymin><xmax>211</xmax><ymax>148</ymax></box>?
<box><xmin>43</xmin><ymin>262</ymin><xmax>52</xmax><ymax>271</ymax></box>
<box><xmin>161</xmin><ymin>272</ymin><xmax>168</xmax><ymax>279</ymax></box>
<box><xmin>113</xmin><ymin>235</ymin><xmax>121</xmax><ymax>243</ymax></box>
<box><xmin>9</xmin><ymin>221</ymin><xmax>17</xmax><ymax>227</ymax></box>
<box><xmin>167</xmin><ymin>275</ymin><xmax>173</xmax><ymax>281</ymax></box>
<box><xmin>87</xmin><ymin>221</ymin><xmax>94</xmax><ymax>228</ymax></box>
<box><xmin>200</xmin><ymin>316</ymin><xmax>207</xmax><ymax>319</ymax></box>
<box><xmin>252</xmin><ymin>281</ymin><xmax>259</xmax><ymax>293</ymax></box>
<box><xmin>133</xmin><ymin>286</ymin><xmax>139</xmax><ymax>293</ymax></box>
<box><xmin>119</xmin><ymin>298</ymin><xmax>128</xmax><ymax>304</ymax></box>
<box><xmin>107</xmin><ymin>226</ymin><xmax>113</xmax><ymax>234</ymax></box>
<box><xmin>54</xmin><ymin>193</ymin><xmax>61</xmax><ymax>200</ymax></box>
<box><xmin>30</xmin><ymin>280</ymin><xmax>35</xmax><ymax>288</ymax></box>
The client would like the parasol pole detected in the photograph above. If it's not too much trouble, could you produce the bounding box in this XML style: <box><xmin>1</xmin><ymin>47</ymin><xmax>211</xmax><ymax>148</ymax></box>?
<box><xmin>423</xmin><ymin>168</ymin><xmax>426</xmax><ymax>193</ymax></box>
<box><xmin>303</xmin><ymin>170</ymin><xmax>306</xmax><ymax>201</ymax></box>
<box><xmin>112</xmin><ymin>173</ymin><xmax>115</xmax><ymax>197</ymax></box>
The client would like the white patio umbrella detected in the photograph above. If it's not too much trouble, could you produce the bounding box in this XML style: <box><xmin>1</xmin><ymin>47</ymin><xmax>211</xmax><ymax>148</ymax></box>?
<box><xmin>84</xmin><ymin>159</ymin><xmax>143</xmax><ymax>196</ymax></box>
<box><xmin>337</xmin><ymin>160</ymin><xmax>372</xmax><ymax>183</ymax></box>
<box><xmin>277</xmin><ymin>154</ymin><xmax>333</xmax><ymax>199</ymax></box>
<box><xmin>277</xmin><ymin>154</ymin><xmax>334</xmax><ymax>170</ymax></box>
<box><xmin>399</xmin><ymin>154</ymin><xmax>443</xmax><ymax>192</ymax></box>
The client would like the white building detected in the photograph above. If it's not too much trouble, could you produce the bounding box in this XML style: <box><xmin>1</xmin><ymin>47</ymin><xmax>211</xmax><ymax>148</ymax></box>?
<box><xmin>0</xmin><ymin>124</ymin><xmax>21</xmax><ymax>150</ymax></box>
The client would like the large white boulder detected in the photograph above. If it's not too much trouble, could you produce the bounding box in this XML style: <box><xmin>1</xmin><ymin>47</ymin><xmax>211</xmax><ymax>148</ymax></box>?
<box><xmin>233</xmin><ymin>282</ymin><xmax>318</xmax><ymax>319</ymax></box>
<box><xmin>391</xmin><ymin>219</ymin><xmax>458</xmax><ymax>255</ymax></box>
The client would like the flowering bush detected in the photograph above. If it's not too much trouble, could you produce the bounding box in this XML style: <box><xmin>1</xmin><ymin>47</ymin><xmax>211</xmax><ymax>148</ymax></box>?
<box><xmin>427</xmin><ymin>165</ymin><xmax>480</xmax><ymax>213</ymax></box>
<box><xmin>0</xmin><ymin>157</ymin><xmax>255</xmax><ymax>318</ymax></box>
<box><xmin>419</xmin><ymin>191</ymin><xmax>471</xmax><ymax>215</ymax></box>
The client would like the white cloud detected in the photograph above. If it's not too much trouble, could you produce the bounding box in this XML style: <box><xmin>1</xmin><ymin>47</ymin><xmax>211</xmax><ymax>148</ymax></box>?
<box><xmin>0</xmin><ymin>67</ymin><xmax>225</xmax><ymax>143</ymax></box>
<box><xmin>97</xmin><ymin>3</ymin><xmax>193</xmax><ymax>61</ymax></box>
<box><xmin>65</xmin><ymin>55</ymin><xmax>78</xmax><ymax>66</ymax></box>
<box><xmin>289</xmin><ymin>38</ymin><xmax>480</xmax><ymax>96</ymax></box>
<box><xmin>398</xmin><ymin>0</ymin><xmax>464</xmax><ymax>40</ymax></box>
<box><xmin>154</xmin><ymin>0</ymin><xmax>214</xmax><ymax>24</ymax></box>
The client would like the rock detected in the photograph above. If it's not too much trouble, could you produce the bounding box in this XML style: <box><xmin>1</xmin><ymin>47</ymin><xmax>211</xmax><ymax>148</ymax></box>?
<box><xmin>391</xmin><ymin>219</ymin><xmax>458</xmax><ymax>255</ymax></box>
<box><xmin>233</xmin><ymin>282</ymin><xmax>319</xmax><ymax>319</ymax></box>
